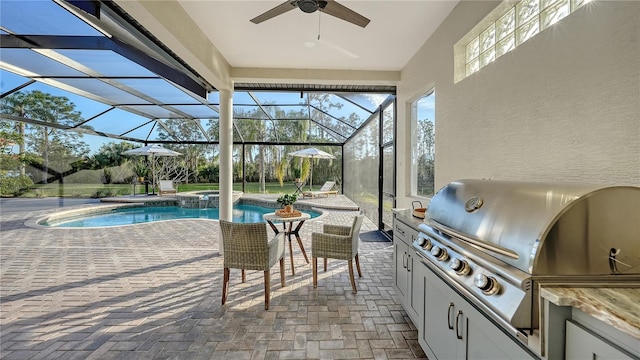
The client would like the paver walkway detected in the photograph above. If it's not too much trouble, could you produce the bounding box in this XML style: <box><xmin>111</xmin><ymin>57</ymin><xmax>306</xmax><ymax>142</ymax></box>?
<box><xmin>0</xmin><ymin>196</ymin><xmax>425</xmax><ymax>359</ymax></box>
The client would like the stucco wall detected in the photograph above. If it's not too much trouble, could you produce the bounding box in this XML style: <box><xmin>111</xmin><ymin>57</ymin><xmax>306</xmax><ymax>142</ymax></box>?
<box><xmin>396</xmin><ymin>1</ymin><xmax>640</xmax><ymax>209</ymax></box>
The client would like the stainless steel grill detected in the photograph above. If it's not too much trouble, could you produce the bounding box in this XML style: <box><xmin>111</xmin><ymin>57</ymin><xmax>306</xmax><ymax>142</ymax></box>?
<box><xmin>413</xmin><ymin>179</ymin><xmax>640</xmax><ymax>340</ymax></box>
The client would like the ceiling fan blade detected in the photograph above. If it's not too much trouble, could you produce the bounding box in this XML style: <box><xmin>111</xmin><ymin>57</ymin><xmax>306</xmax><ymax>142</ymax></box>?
<box><xmin>319</xmin><ymin>0</ymin><xmax>370</xmax><ymax>28</ymax></box>
<box><xmin>250</xmin><ymin>1</ymin><xmax>298</xmax><ymax>24</ymax></box>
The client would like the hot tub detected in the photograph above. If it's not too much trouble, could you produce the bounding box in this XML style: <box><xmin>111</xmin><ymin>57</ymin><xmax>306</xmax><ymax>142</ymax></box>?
<box><xmin>177</xmin><ymin>190</ymin><xmax>243</xmax><ymax>208</ymax></box>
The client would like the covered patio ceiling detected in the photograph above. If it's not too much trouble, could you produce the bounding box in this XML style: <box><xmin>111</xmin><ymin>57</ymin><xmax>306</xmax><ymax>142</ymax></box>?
<box><xmin>0</xmin><ymin>1</ymin><xmax>395</xmax><ymax>147</ymax></box>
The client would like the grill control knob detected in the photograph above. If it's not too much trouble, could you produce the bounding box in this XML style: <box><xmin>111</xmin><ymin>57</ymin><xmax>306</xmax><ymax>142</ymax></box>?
<box><xmin>431</xmin><ymin>246</ymin><xmax>449</xmax><ymax>261</ymax></box>
<box><xmin>474</xmin><ymin>274</ymin><xmax>500</xmax><ymax>295</ymax></box>
<box><xmin>449</xmin><ymin>258</ymin><xmax>471</xmax><ymax>276</ymax></box>
<box><xmin>421</xmin><ymin>238</ymin><xmax>433</xmax><ymax>251</ymax></box>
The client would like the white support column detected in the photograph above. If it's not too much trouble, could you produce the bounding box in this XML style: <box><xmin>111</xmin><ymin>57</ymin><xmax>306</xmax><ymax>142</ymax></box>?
<box><xmin>218</xmin><ymin>89</ymin><xmax>233</xmax><ymax>255</ymax></box>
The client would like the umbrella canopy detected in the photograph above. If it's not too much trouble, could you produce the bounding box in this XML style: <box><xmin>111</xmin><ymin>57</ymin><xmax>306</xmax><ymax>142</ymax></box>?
<box><xmin>288</xmin><ymin>147</ymin><xmax>336</xmax><ymax>191</ymax></box>
<box><xmin>124</xmin><ymin>145</ymin><xmax>182</xmax><ymax>194</ymax></box>
<box><xmin>123</xmin><ymin>144</ymin><xmax>182</xmax><ymax>157</ymax></box>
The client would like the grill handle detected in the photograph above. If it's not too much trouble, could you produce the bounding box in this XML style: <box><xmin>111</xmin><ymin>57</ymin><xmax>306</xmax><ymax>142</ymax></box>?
<box><xmin>429</xmin><ymin>219</ymin><xmax>519</xmax><ymax>259</ymax></box>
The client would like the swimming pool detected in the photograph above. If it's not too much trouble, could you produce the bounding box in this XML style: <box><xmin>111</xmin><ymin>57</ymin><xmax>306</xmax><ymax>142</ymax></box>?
<box><xmin>40</xmin><ymin>204</ymin><xmax>320</xmax><ymax>228</ymax></box>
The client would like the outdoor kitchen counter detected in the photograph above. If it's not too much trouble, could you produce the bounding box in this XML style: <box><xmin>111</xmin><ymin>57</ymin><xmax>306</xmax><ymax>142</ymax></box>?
<box><xmin>541</xmin><ymin>286</ymin><xmax>640</xmax><ymax>340</ymax></box>
<box><xmin>392</xmin><ymin>208</ymin><xmax>425</xmax><ymax>231</ymax></box>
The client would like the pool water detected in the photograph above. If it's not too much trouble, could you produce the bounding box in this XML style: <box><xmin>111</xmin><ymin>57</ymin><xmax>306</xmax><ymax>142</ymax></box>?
<box><xmin>42</xmin><ymin>204</ymin><xmax>319</xmax><ymax>228</ymax></box>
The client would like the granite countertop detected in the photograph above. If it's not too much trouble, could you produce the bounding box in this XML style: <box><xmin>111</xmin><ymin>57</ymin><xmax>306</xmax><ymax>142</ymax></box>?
<box><xmin>540</xmin><ymin>286</ymin><xmax>640</xmax><ymax>340</ymax></box>
<box><xmin>392</xmin><ymin>208</ymin><xmax>426</xmax><ymax>230</ymax></box>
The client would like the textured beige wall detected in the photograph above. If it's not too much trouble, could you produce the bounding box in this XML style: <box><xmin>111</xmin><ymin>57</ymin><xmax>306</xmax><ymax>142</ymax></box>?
<box><xmin>396</xmin><ymin>1</ymin><xmax>640</xmax><ymax>208</ymax></box>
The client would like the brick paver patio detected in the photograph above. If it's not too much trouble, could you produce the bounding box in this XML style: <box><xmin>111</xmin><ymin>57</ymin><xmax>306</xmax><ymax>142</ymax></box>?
<box><xmin>0</xmin><ymin>196</ymin><xmax>425</xmax><ymax>359</ymax></box>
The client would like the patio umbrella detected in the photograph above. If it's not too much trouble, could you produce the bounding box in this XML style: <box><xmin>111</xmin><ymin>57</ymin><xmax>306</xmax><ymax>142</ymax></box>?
<box><xmin>123</xmin><ymin>144</ymin><xmax>182</xmax><ymax>194</ymax></box>
<box><xmin>288</xmin><ymin>147</ymin><xmax>335</xmax><ymax>191</ymax></box>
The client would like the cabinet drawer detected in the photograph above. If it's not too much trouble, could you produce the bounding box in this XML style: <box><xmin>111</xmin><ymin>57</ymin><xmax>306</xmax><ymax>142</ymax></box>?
<box><xmin>394</xmin><ymin>220</ymin><xmax>409</xmax><ymax>238</ymax></box>
<box><xmin>394</xmin><ymin>219</ymin><xmax>417</xmax><ymax>246</ymax></box>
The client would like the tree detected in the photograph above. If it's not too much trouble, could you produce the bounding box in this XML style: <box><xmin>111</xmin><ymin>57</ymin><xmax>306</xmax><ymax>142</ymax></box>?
<box><xmin>0</xmin><ymin>114</ymin><xmax>26</xmax><ymax>177</ymax></box>
<box><xmin>234</xmin><ymin>106</ymin><xmax>270</xmax><ymax>192</ymax></box>
<box><xmin>92</xmin><ymin>141</ymin><xmax>136</xmax><ymax>169</ymax></box>
<box><xmin>416</xmin><ymin>118</ymin><xmax>435</xmax><ymax>196</ymax></box>
<box><xmin>1</xmin><ymin>91</ymin><xmax>89</xmax><ymax>183</ymax></box>
<box><xmin>307</xmin><ymin>93</ymin><xmax>344</xmax><ymax>142</ymax></box>
<box><xmin>157</xmin><ymin>119</ymin><xmax>208</xmax><ymax>183</ymax></box>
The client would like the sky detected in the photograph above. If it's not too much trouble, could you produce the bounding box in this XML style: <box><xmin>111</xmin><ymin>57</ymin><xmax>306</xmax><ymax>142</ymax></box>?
<box><xmin>1</xmin><ymin>0</ymin><xmax>401</xmax><ymax>156</ymax></box>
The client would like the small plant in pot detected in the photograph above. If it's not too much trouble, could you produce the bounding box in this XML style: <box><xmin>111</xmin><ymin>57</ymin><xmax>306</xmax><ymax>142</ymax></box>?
<box><xmin>293</xmin><ymin>167</ymin><xmax>301</xmax><ymax>183</ymax></box>
<box><xmin>276</xmin><ymin>193</ymin><xmax>298</xmax><ymax>213</ymax></box>
<box><xmin>132</xmin><ymin>161</ymin><xmax>148</xmax><ymax>183</ymax></box>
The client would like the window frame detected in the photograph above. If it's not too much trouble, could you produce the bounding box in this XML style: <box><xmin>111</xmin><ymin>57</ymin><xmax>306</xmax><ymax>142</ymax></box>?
<box><xmin>454</xmin><ymin>0</ymin><xmax>591</xmax><ymax>83</ymax></box>
<box><xmin>410</xmin><ymin>88</ymin><xmax>436</xmax><ymax>198</ymax></box>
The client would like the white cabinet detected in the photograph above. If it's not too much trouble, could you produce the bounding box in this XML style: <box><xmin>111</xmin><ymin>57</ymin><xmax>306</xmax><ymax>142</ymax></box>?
<box><xmin>542</xmin><ymin>290</ymin><xmax>639</xmax><ymax>360</ymax></box>
<box><xmin>465</xmin><ymin>301</ymin><xmax>534</xmax><ymax>360</ymax></box>
<box><xmin>422</xmin><ymin>267</ymin><xmax>466</xmax><ymax>359</ymax></box>
<box><xmin>393</xmin><ymin>217</ymin><xmax>423</xmax><ymax>328</ymax></box>
<box><xmin>422</xmin><ymin>265</ymin><xmax>535</xmax><ymax>360</ymax></box>
<box><xmin>565</xmin><ymin>321</ymin><xmax>634</xmax><ymax>360</ymax></box>
<box><xmin>394</xmin><ymin>237</ymin><xmax>408</xmax><ymax>298</ymax></box>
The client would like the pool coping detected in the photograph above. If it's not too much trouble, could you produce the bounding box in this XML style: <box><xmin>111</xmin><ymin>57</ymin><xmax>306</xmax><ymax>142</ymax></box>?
<box><xmin>26</xmin><ymin>197</ymin><xmax>332</xmax><ymax>229</ymax></box>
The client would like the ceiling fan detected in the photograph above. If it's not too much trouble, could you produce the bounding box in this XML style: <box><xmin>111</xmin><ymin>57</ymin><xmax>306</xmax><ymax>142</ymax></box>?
<box><xmin>250</xmin><ymin>0</ymin><xmax>370</xmax><ymax>28</ymax></box>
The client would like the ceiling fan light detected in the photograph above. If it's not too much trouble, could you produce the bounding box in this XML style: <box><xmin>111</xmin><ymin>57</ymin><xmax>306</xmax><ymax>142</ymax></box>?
<box><xmin>298</xmin><ymin>0</ymin><xmax>319</xmax><ymax>13</ymax></box>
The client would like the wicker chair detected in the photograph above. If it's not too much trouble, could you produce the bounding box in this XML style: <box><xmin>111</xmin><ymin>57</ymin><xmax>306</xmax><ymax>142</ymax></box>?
<box><xmin>220</xmin><ymin>220</ymin><xmax>286</xmax><ymax>310</ymax></box>
<box><xmin>311</xmin><ymin>214</ymin><xmax>364</xmax><ymax>294</ymax></box>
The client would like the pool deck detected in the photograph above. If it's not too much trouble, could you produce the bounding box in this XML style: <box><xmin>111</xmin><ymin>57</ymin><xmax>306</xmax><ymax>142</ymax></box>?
<box><xmin>0</xmin><ymin>195</ymin><xmax>425</xmax><ymax>359</ymax></box>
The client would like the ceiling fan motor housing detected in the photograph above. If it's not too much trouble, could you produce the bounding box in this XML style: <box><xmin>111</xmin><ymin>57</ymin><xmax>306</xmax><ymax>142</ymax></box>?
<box><xmin>298</xmin><ymin>0</ymin><xmax>319</xmax><ymax>13</ymax></box>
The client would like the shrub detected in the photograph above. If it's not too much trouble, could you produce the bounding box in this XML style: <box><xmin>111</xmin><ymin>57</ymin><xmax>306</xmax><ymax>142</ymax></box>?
<box><xmin>0</xmin><ymin>174</ymin><xmax>34</xmax><ymax>197</ymax></box>
<box><xmin>101</xmin><ymin>169</ymin><xmax>112</xmax><ymax>184</ymax></box>
<box><xmin>92</xmin><ymin>189</ymin><xmax>116</xmax><ymax>198</ymax></box>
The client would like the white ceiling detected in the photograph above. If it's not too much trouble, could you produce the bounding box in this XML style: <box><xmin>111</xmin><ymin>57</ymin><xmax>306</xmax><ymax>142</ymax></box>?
<box><xmin>176</xmin><ymin>1</ymin><xmax>459</xmax><ymax>72</ymax></box>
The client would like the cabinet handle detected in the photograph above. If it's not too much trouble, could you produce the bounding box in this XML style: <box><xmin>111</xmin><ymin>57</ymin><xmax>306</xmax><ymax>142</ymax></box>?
<box><xmin>397</xmin><ymin>227</ymin><xmax>405</xmax><ymax>235</ymax></box>
<box><xmin>447</xmin><ymin>303</ymin><xmax>454</xmax><ymax>330</ymax></box>
<box><xmin>407</xmin><ymin>255</ymin><xmax>412</xmax><ymax>272</ymax></box>
<box><xmin>455</xmin><ymin>310</ymin><xmax>463</xmax><ymax>340</ymax></box>
<box><xmin>402</xmin><ymin>252</ymin><xmax>407</xmax><ymax>269</ymax></box>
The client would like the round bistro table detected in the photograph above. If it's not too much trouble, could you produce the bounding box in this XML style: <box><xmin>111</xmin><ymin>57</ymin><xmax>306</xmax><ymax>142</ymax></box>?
<box><xmin>263</xmin><ymin>212</ymin><xmax>311</xmax><ymax>275</ymax></box>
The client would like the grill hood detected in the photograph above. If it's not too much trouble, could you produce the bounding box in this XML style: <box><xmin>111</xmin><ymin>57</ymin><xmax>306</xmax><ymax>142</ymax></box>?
<box><xmin>425</xmin><ymin>179</ymin><xmax>640</xmax><ymax>275</ymax></box>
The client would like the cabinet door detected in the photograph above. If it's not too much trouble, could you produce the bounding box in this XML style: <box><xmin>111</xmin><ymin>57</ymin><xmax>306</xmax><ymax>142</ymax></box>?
<box><xmin>465</xmin><ymin>301</ymin><xmax>532</xmax><ymax>360</ymax></box>
<box><xmin>407</xmin><ymin>255</ymin><xmax>425</xmax><ymax>332</ymax></box>
<box><xmin>423</xmin><ymin>268</ymin><xmax>461</xmax><ymax>360</ymax></box>
<box><xmin>394</xmin><ymin>240</ymin><xmax>408</xmax><ymax>298</ymax></box>
<box><xmin>566</xmin><ymin>321</ymin><xmax>633</xmax><ymax>360</ymax></box>
<box><xmin>422</xmin><ymin>267</ymin><xmax>533</xmax><ymax>360</ymax></box>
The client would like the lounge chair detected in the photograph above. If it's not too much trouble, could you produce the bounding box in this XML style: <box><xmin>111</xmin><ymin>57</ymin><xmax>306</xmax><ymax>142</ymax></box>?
<box><xmin>158</xmin><ymin>180</ymin><xmax>177</xmax><ymax>196</ymax></box>
<box><xmin>302</xmin><ymin>181</ymin><xmax>338</xmax><ymax>198</ymax></box>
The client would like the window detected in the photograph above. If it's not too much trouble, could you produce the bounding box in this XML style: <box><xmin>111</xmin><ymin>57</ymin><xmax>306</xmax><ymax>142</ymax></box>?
<box><xmin>456</xmin><ymin>0</ymin><xmax>591</xmax><ymax>81</ymax></box>
<box><xmin>412</xmin><ymin>89</ymin><xmax>435</xmax><ymax>197</ymax></box>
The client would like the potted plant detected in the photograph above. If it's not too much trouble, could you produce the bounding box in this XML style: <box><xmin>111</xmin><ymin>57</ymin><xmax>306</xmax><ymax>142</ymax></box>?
<box><xmin>132</xmin><ymin>161</ymin><xmax>148</xmax><ymax>183</ymax></box>
<box><xmin>293</xmin><ymin>167</ymin><xmax>301</xmax><ymax>183</ymax></box>
<box><xmin>276</xmin><ymin>193</ymin><xmax>298</xmax><ymax>213</ymax></box>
